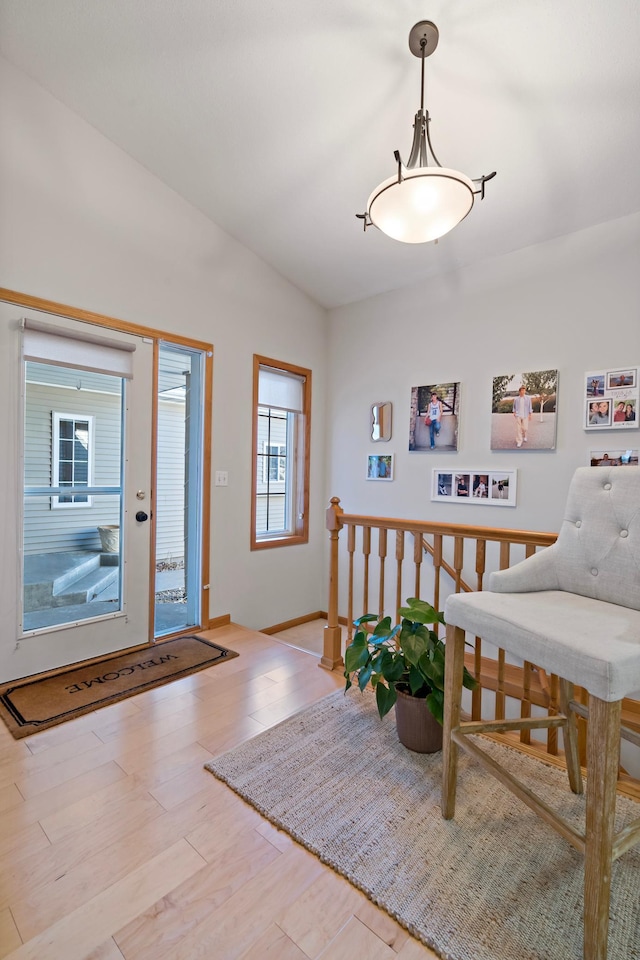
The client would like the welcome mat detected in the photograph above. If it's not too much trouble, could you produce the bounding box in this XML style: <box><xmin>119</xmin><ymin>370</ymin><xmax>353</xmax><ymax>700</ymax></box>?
<box><xmin>206</xmin><ymin>688</ymin><xmax>640</xmax><ymax>960</ymax></box>
<box><xmin>0</xmin><ymin>635</ymin><xmax>237</xmax><ymax>739</ymax></box>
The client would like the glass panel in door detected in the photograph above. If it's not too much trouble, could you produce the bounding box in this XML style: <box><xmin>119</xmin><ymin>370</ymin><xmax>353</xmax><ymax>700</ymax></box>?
<box><xmin>154</xmin><ymin>343</ymin><xmax>204</xmax><ymax>637</ymax></box>
<box><xmin>22</xmin><ymin>362</ymin><xmax>124</xmax><ymax>632</ymax></box>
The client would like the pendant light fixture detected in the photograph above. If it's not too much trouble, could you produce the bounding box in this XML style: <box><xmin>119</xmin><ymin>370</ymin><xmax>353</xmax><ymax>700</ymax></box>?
<box><xmin>357</xmin><ymin>21</ymin><xmax>496</xmax><ymax>244</ymax></box>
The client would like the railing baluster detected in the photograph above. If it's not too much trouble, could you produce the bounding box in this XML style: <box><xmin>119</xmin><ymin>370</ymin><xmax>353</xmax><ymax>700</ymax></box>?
<box><xmin>547</xmin><ymin>673</ymin><xmax>560</xmax><ymax>755</ymax></box>
<box><xmin>472</xmin><ymin>539</ymin><xmax>487</xmax><ymax>720</ymax></box>
<box><xmin>362</xmin><ymin>526</ymin><xmax>371</xmax><ymax>615</ymax></box>
<box><xmin>347</xmin><ymin>523</ymin><xmax>356</xmax><ymax>643</ymax></box>
<box><xmin>521</xmin><ymin>536</ymin><xmax>535</xmax><ymax>739</ymax></box>
<box><xmin>413</xmin><ymin>531</ymin><xmax>423</xmax><ymax>597</ymax></box>
<box><xmin>521</xmin><ymin>662</ymin><xmax>532</xmax><ymax>744</ymax></box>
<box><xmin>395</xmin><ymin>530</ymin><xmax>405</xmax><ymax>620</ymax></box>
<box><xmin>475</xmin><ymin>539</ymin><xmax>486</xmax><ymax>591</ymax></box>
<box><xmin>496</xmin><ymin>653</ymin><xmax>506</xmax><ymax>720</ymax></box>
<box><xmin>432</xmin><ymin>534</ymin><xmax>442</xmax><ymax>627</ymax></box>
<box><xmin>426</xmin><ymin>532</ymin><xmax>441</xmax><ymax>639</ymax></box>
<box><xmin>496</xmin><ymin>542</ymin><xmax>510</xmax><ymax>720</ymax></box>
<box><xmin>453</xmin><ymin>536</ymin><xmax>464</xmax><ymax>593</ymax></box>
<box><xmin>378</xmin><ymin>527</ymin><xmax>387</xmax><ymax>618</ymax></box>
<box><xmin>521</xmin><ymin>542</ymin><xmax>537</xmax><ymax>737</ymax></box>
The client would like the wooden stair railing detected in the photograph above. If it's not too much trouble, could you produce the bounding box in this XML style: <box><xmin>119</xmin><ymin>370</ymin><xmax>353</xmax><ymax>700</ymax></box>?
<box><xmin>322</xmin><ymin>497</ymin><xmax>640</xmax><ymax>800</ymax></box>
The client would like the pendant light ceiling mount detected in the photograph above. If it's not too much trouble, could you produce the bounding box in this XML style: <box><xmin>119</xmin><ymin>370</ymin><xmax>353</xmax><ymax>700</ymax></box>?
<box><xmin>357</xmin><ymin>21</ymin><xmax>496</xmax><ymax>245</ymax></box>
<box><xmin>408</xmin><ymin>19</ymin><xmax>439</xmax><ymax>58</ymax></box>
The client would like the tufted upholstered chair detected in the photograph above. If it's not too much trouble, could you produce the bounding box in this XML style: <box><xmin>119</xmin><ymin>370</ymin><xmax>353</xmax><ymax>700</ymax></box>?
<box><xmin>442</xmin><ymin>466</ymin><xmax>640</xmax><ymax>960</ymax></box>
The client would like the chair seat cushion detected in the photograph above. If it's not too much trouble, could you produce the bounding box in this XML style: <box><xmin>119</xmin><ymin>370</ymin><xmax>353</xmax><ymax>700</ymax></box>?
<box><xmin>444</xmin><ymin>590</ymin><xmax>640</xmax><ymax>702</ymax></box>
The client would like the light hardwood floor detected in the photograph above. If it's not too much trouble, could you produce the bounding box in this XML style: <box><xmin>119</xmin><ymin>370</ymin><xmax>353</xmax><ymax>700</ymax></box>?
<box><xmin>269</xmin><ymin>619</ymin><xmax>326</xmax><ymax>657</ymax></box>
<box><xmin>0</xmin><ymin>624</ymin><xmax>438</xmax><ymax>960</ymax></box>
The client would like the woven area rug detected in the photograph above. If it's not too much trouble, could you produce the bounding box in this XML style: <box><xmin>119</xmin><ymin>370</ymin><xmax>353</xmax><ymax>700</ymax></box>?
<box><xmin>0</xmin><ymin>635</ymin><xmax>237</xmax><ymax>738</ymax></box>
<box><xmin>206</xmin><ymin>688</ymin><xmax>639</xmax><ymax>960</ymax></box>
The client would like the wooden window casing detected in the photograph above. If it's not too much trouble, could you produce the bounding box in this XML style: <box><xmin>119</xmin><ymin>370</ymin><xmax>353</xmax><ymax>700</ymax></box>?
<box><xmin>251</xmin><ymin>355</ymin><xmax>311</xmax><ymax>550</ymax></box>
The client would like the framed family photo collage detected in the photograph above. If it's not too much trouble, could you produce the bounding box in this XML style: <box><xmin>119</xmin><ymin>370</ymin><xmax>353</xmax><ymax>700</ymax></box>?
<box><xmin>585</xmin><ymin>368</ymin><xmax>638</xmax><ymax>430</ymax></box>
<box><xmin>431</xmin><ymin>469</ymin><xmax>517</xmax><ymax>507</ymax></box>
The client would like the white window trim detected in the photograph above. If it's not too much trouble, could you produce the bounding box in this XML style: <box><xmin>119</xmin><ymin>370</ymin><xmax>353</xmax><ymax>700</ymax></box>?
<box><xmin>51</xmin><ymin>412</ymin><xmax>94</xmax><ymax>508</ymax></box>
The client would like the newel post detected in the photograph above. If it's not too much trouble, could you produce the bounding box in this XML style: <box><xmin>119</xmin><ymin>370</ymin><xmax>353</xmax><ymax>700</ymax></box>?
<box><xmin>320</xmin><ymin>496</ymin><xmax>344</xmax><ymax>671</ymax></box>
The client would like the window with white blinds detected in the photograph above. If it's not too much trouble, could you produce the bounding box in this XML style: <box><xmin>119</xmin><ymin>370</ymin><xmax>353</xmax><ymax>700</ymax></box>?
<box><xmin>252</xmin><ymin>357</ymin><xmax>311</xmax><ymax>549</ymax></box>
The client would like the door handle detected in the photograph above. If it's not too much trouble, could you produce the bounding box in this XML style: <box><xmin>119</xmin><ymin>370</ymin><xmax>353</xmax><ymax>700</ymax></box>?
<box><xmin>135</xmin><ymin>511</ymin><xmax>149</xmax><ymax>522</ymax></box>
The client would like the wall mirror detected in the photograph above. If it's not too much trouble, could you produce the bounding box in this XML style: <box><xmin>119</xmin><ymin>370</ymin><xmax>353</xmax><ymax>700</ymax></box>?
<box><xmin>371</xmin><ymin>401</ymin><xmax>392</xmax><ymax>442</ymax></box>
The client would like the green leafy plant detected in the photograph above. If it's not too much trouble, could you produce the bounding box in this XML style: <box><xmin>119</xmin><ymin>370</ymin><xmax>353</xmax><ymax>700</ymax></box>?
<box><xmin>344</xmin><ymin>597</ymin><xmax>476</xmax><ymax>724</ymax></box>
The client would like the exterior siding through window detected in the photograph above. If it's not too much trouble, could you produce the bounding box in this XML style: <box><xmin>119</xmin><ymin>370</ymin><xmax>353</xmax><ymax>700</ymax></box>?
<box><xmin>256</xmin><ymin>408</ymin><xmax>288</xmax><ymax>534</ymax></box>
<box><xmin>251</xmin><ymin>355</ymin><xmax>311</xmax><ymax>550</ymax></box>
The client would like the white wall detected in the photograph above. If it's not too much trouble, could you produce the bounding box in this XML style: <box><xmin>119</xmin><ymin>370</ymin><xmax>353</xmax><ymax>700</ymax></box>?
<box><xmin>326</xmin><ymin>214</ymin><xmax>640</xmax><ymax>543</ymax></box>
<box><xmin>0</xmin><ymin>55</ymin><xmax>329</xmax><ymax>653</ymax></box>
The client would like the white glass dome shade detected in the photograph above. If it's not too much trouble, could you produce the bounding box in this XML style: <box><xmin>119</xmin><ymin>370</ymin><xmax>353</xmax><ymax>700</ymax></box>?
<box><xmin>367</xmin><ymin>166</ymin><xmax>475</xmax><ymax>244</ymax></box>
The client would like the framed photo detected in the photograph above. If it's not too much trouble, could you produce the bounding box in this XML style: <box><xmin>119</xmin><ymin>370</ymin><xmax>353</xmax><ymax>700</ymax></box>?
<box><xmin>606</xmin><ymin>370</ymin><xmax>636</xmax><ymax>391</ymax></box>
<box><xmin>586</xmin><ymin>374</ymin><xmax>605</xmax><ymax>397</ymax></box>
<box><xmin>585</xmin><ymin>367</ymin><xmax>638</xmax><ymax>430</ymax></box>
<box><xmin>586</xmin><ymin>398</ymin><xmax>611</xmax><ymax>428</ymax></box>
<box><xmin>432</xmin><ymin>469</ymin><xmax>517</xmax><ymax>506</ymax></box>
<box><xmin>409</xmin><ymin>382</ymin><xmax>460</xmax><ymax>452</ymax></box>
<box><xmin>589</xmin><ymin>449</ymin><xmax>639</xmax><ymax>467</ymax></box>
<box><xmin>491</xmin><ymin>371</ymin><xmax>558</xmax><ymax>450</ymax></box>
<box><xmin>367</xmin><ymin>454</ymin><xmax>394</xmax><ymax>481</ymax></box>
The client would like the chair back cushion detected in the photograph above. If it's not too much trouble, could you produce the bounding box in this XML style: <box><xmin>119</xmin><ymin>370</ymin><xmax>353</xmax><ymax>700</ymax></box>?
<box><xmin>548</xmin><ymin>466</ymin><xmax>640</xmax><ymax>610</ymax></box>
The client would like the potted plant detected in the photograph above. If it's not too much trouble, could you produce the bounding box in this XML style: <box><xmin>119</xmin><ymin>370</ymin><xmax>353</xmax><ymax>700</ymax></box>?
<box><xmin>344</xmin><ymin>597</ymin><xmax>476</xmax><ymax>753</ymax></box>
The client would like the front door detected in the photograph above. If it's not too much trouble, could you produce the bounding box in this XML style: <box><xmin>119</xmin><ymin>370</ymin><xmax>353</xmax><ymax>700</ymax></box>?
<box><xmin>0</xmin><ymin>303</ymin><xmax>154</xmax><ymax>681</ymax></box>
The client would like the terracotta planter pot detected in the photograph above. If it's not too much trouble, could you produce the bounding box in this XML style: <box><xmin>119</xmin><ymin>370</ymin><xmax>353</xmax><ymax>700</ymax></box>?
<box><xmin>394</xmin><ymin>687</ymin><xmax>443</xmax><ymax>753</ymax></box>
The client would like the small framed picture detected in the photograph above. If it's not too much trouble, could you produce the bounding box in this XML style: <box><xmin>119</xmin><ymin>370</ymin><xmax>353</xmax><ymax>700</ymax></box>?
<box><xmin>367</xmin><ymin>454</ymin><xmax>394</xmax><ymax>481</ymax></box>
<box><xmin>606</xmin><ymin>370</ymin><xmax>637</xmax><ymax>391</ymax></box>
<box><xmin>589</xmin><ymin>449</ymin><xmax>639</xmax><ymax>467</ymax></box>
<box><xmin>489</xmin><ymin>472</ymin><xmax>517</xmax><ymax>505</ymax></box>
<box><xmin>586</xmin><ymin>399</ymin><xmax>611</xmax><ymax>428</ymax></box>
<box><xmin>432</xmin><ymin>469</ymin><xmax>517</xmax><ymax>506</ymax></box>
<box><xmin>471</xmin><ymin>473</ymin><xmax>489</xmax><ymax>498</ymax></box>
<box><xmin>454</xmin><ymin>473</ymin><xmax>471</xmax><ymax>498</ymax></box>
<box><xmin>435</xmin><ymin>472</ymin><xmax>453</xmax><ymax>497</ymax></box>
<box><xmin>586</xmin><ymin>374</ymin><xmax>605</xmax><ymax>397</ymax></box>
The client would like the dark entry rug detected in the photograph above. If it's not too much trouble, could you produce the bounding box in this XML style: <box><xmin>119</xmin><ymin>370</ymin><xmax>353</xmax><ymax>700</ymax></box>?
<box><xmin>0</xmin><ymin>635</ymin><xmax>238</xmax><ymax>739</ymax></box>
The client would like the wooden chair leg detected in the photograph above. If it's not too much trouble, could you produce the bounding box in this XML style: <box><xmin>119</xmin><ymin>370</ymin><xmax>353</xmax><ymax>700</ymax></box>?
<box><xmin>442</xmin><ymin>623</ymin><xmax>466</xmax><ymax>820</ymax></box>
<box><xmin>584</xmin><ymin>696</ymin><xmax>621</xmax><ymax>960</ymax></box>
<box><xmin>559</xmin><ymin>679</ymin><xmax>583</xmax><ymax>795</ymax></box>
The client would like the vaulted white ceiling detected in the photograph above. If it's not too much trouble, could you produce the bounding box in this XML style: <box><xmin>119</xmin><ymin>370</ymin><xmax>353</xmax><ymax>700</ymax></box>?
<box><xmin>1</xmin><ymin>0</ymin><xmax>638</xmax><ymax>308</ymax></box>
